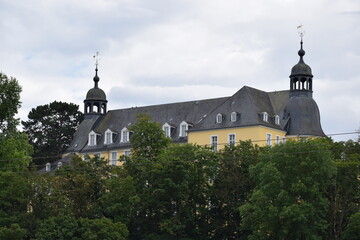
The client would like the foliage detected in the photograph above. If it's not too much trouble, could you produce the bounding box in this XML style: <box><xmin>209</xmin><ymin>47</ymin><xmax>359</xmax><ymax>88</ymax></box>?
<box><xmin>240</xmin><ymin>139</ymin><xmax>337</xmax><ymax>240</ymax></box>
<box><xmin>35</xmin><ymin>216</ymin><xmax>128</xmax><ymax>240</ymax></box>
<box><xmin>0</xmin><ymin>224</ymin><xmax>26</xmax><ymax>240</ymax></box>
<box><xmin>210</xmin><ymin>141</ymin><xmax>259</xmax><ymax>239</ymax></box>
<box><xmin>129</xmin><ymin>113</ymin><xmax>171</xmax><ymax>159</ymax></box>
<box><xmin>342</xmin><ymin>212</ymin><xmax>360</xmax><ymax>240</ymax></box>
<box><xmin>0</xmin><ymin>72</ymin><xmax>22</xmax><ymax>134</ymax></box>
<box><xmin>22</xmin><ymin>101</ymin><xmax>83</xmax><ymax>166</ymax></box>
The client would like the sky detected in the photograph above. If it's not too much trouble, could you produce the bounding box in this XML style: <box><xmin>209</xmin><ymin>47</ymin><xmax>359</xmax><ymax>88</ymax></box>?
<box><xmin>0</xmin><ymin>0</ymin><xmax>359</xmax><ymax>141</ymax></box>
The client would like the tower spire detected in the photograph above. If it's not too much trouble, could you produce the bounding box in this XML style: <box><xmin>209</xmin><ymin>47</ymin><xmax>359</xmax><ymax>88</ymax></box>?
<box><xmin>93</xmin><ymin>51</ymin><xmax>100</xmax><ymax>88</ymax></box>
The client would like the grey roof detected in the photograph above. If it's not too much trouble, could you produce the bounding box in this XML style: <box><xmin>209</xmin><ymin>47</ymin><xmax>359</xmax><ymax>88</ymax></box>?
<box><xmin>38</xmin><ymin>153</ymin><xmax>76</xmax><ymax>173</ymax></box>
<box><xmin>290</xmin><ymin>45</ymin><xmax>313</xmax><ymax>77</ymax></box>
<box><xmin>66</xmin><ymin>85</ymin><xmax>325</xmax><ymax>154</ymax></box>
<box><xmin>86</xmin><ymin>87</ymin><xmax>107</xmax><ymax>101</ymax></box>
<box><xmin>190</xmin><ymin>86</ymin><xmax>286</xmax><ymax>132</ymax></box>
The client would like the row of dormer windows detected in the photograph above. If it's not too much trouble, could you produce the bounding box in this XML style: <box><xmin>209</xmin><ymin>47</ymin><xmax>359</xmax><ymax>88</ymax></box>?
<box><xmin>215</xmin><ymin>112</ymin><xmax>280</xmax><ymax>125</ymax></box>
<box><xmin>88</xmin><ymin>127</ymin><xmax>131</xmax><ymax>146</ymax></box>
<box><xmin>162</xmin><ymin>121</ymin><xmax>192</xmax><ymax>138</ymax></box>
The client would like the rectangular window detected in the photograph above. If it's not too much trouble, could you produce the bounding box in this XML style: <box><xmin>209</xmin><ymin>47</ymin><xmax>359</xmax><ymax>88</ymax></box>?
<box><xmin>122</xmin><ymin>131</ymin><xmax>128</xmax><ymax>143</ymax></box>
<box><xmin>110</xmin><ymin>152</ymin><xmax>118</xmax><ymax>165</ymax></box>
<box><xmin>228</xmin><ymin>134</ymin><xmax>236</xmax><ymax>146</ymax></box>
<box><xmin>180</xmin><ymin>124</ymin><xmax>187</xmax><ymax>137</ymax></box>
<box><xmin>266</xmin><ymin>133</ymin><xmax>272</xmax><ymax>146</ymax></box>
<box><xmin>282</xmin><ymin>137</ymin><xmax>286</xmax><ymax>143</ymax></box>
<box><xmin>124</xmin><ymin>150</ymin><xmax>131</xmax><ymax>156</ymax></box>
<box><xmin>276</xmin><ymin>135</ymin><xmax>280</xmax><ymax>144</ymax></box>
<box><xmin>105</xmin><ymin>132</ymin><xmax>112</xmax><ymax>144</ymax></box>
<box><xmin>211</xmin><ymin>136</ymin><xmax>218</xmax><ymax>151</ymax></box>
<box><xmin>164</xmin><ymin>126</ymin><xmax>170</xmax><ymax>137</ymax></box>
<box><xmin>90</xmin><ymin>134</ymin><xmax>95</xmax><ymax>146</ymax></box>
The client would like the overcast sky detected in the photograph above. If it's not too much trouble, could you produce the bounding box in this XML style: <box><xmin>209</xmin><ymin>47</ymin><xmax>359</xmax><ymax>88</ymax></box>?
<box><xmin>1</xmin><ymin>0</ymin><xmax>359</xmax><ymax>141</ymax></box>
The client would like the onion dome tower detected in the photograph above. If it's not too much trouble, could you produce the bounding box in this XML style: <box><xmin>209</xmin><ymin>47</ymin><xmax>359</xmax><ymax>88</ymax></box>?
<box><xmin>284</xmin><ymin>36</ymin><xmax>325</xmax><ymax>137</ymax></box>
<box><xmin>84</xmin><ymin>65</ymin><xmax>107</xmax><ymax>115</ymax></box>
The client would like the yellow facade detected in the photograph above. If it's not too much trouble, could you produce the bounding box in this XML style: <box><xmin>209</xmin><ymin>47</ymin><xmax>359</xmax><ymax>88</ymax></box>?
<box><xmin>188</xmin><ymin>125</ymin><xmax>286</xmax><ymax>150</ymax></box>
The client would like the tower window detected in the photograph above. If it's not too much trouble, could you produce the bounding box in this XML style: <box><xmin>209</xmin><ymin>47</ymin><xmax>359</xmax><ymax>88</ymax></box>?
<box><xmin>216</xmin><ymin>113</ymin><xmax>223</xmax><ymax>123</ymax></box>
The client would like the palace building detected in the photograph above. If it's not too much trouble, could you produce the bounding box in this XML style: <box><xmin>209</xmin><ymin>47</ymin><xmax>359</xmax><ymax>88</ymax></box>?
<box><xmin>62</xmin><ymin>40</ymin><xmax>325</xmax><ymax>166</ymax></box>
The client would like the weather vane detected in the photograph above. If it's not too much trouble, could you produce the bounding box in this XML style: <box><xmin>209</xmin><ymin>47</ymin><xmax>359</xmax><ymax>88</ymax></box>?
<box><xmin>297</xmin><ymin>25</ymin><xmax>305</xmax><ymax>41</ymax></box>
<box><xmin>93</xmin><ymin>51</ymin><xmax>100</xmax><ymax>69</ymax></box>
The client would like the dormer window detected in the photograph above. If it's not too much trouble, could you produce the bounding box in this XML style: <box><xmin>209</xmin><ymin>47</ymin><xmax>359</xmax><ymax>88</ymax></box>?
<box><xmin>88</xmin><ymin>131</ymin><xmax>98</xmax><ymax>146</ymax></box>
<box><xmin>162</xmin><ymin>123</ymin><xmax>173</xmax><ymax>138</ymax></box>
<box><xmin>121</xmin><ymin>127</ymin><xmax>129</xmax><ymax>143</ymax></box>
<box><xmin>57</xmin><ymin>162</ymin><xmax>63</xmax><ymax>169</ymax></box>
<box><xmin>179</xmin><ymin>121</ymin><xmax>192</xmax><ymax>137</ymax></box>
<box><xmin>216</xmin><ymin>113</ymin><xmax>223</xmax><ymax>123</ymax></box>
<box><xmin>275</xmin><ymin>115</ymin><xmax>280</xmax><ymax>125</ymax></box>
<box><xmin>230</xmin><ymin>112</ymin><xmax>238</xmax><ymax>122</ymax></box>
<box><xmin>45</xmin><ymin>162</ymin><xmax>51</xmax><ymax>172</ymax></box>
<box><xmin>104</xmin><ymin>129</ymin><xmax>114</xmax><ymax>145</ymax></box>
<box><xmin>262</xmin><ymin>112</ymin><xmax>268</xmax><ymax>122</ymax></box>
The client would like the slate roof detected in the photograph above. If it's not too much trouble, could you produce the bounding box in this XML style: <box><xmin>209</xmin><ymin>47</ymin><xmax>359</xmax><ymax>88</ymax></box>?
<box><xmin>65</xmin><ymin>85</ymin><xmax>325</xmax><ymax>155</ymax></box>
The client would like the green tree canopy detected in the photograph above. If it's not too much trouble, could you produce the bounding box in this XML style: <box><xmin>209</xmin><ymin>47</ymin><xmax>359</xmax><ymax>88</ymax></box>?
<box><xmin>22</xmin><ymin>101</ymin><xmax>83</xmax><ymax>166</ymax></box>
<box><xmin>240</xmin><ymin>139</ymin><xmax>337</xmax><ymax>240</ymax></box>
<box><xmin>0</xmin><ymin>72</ymin><xmax>22</xmax><ymax>134</ymax></box>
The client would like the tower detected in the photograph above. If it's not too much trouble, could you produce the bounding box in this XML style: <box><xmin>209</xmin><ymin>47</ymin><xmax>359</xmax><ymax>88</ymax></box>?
<box><xmin>84</xmin><ymin>66</ymin><xmax>107</xmax><ymax>115</ymax></box>
<box><xmin>283</xmin><ymin>37</ymin><xmax>325</xmax><ymax>137</ymax></box>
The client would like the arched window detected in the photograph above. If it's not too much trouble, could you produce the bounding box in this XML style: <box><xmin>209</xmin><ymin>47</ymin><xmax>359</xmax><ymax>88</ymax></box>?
<box><xmin>121</xmin><ymin>127</ymin><xmax>129</xmax><ymax>143</ymax></box>
<box><xmin>104</xmin><ymin>129</ymin><xmax>113</xmax><ymax>144</ymax></box>
<box><xmin>88</xmin><ymin>131</ymin><xmax>97</xmax><ymax>146</ymax></box>
<box><xmin>275</xmin><ymin>115</ymin><xmax>280</xmax><ymax>125</ymax></box>
<box><xmin>216</xmin><ymin>113</ymin><xmax>223</xmax><ymax>123</ymax></box>
<box><xmin>230</xmin><ymin>112</ymin><xmax>238</xmax><ymax>122</ymax></box>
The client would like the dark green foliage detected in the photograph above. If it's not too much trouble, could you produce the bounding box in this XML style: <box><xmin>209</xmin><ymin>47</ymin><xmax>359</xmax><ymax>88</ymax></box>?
<box><xmin>129</xmin><ymin>113</ymin><xmax>171</xmax><ymax>159</ymax></box>
<box><xmin>35</xmin><ymin>216</ymin><xmax>128</xmax><ymax>240</ymax></box>
<box><xmin>342</xmin><ymin>212</ymin><xmax>360</xmax><ymax>240</ymax></box>
<box><xmin>240</xmin><ymin>139</ymin><xmax>337</xmax><ymax>240</ymax></box>
<box><xmin>22</xmin><ymin>101</ymin><xmax>83</xmax><ymax>166</ymax></box>
<box><xmin>0</xmin><ymin>72</ymin><xmax>22</xmax><ymax>134</ymax></box>
<box><xmin>0</xmin><ymin>224</ymin><xmax>26</xmax><ymax>240</ymax></box>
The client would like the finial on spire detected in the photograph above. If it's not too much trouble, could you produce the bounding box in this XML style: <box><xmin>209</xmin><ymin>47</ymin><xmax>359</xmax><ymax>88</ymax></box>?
<box><xmin>93</xmin><ymin>51</ymin><xmax>100</xmax><ymax>71</ymax></box>
<box><xmin>297</xmin><ymin>24</ymin><xmax>305</xmax><ymax>46</ymax></box>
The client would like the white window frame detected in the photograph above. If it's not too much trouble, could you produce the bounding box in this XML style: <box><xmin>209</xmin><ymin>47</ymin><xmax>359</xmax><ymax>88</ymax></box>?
<box><xmin>276</xmin><ymin>135</ymin><xmax>280</xmax><ymax>144</ymax></box>
<box><xmin>121</xmin><ymin>127</ymin><xmax>129</xmax><ymax>143</ymax></box>
<box><xmin>162</xmin><ymin>123</ymin><xmax>172</xmax><ymax>138</ymax></box>
<box><xmin>275</xmin><ymin>115</ymin><xmax>280</xmax><ymax>125</ymax></box>
<box><xmin>110</xmin><ymin>151</ymin><xmax>118</xmax><ymax>165</ymax></box>
<box><xmin>263</xmin><ymin>112</ymin><xmax>268</xmax><ymax>122</ymax></box>
<box><xmin>228</xmin><ymin>133</ymin><xmax>236</xmax><ymax>146</ymax></box>
<box><xmin>266</xmin><ymin>133</ymin><xmax>272</xmax><ymax>146</ymax></box>
<box><xmin>179</xmin><ymin>121</ymin><xmax>191</xmax><ymax>137</ymax></box>
<box><xmin>45</xmin><ymin>162</ymin><xmax>51</xmax><ymax>172</ymax></box>
<box><xmin>104</xmin><ymin>129</ymin><xmax>113</xmax><ymax>144</ymax></box>
<box><xmin>123</xmin><ymin>150</ymin><xmax>131</xmax><ymax>156</ymax></box>
<box><xmin>282</xmin><ymin>137</ymin><xmax>286</xmax><ymax>143</ymax></box>
<box><xmin>230</xmin><ymin>112</ymin><xmax>237</xmax><ymax>122</ymax></box>
<box><xmin>210</xmin><ymin>135</ymin><xmax>218</xmax><ymax>151</ymax></box>
<box><xmin>216</xmin><ymin>113</ymin><xmax>223</xmax><ymax>123</ymax></box>
<box><xmin>88</xmin><ymin>131</ymin><xmax>97</xmax><ymax>146</ymax></box>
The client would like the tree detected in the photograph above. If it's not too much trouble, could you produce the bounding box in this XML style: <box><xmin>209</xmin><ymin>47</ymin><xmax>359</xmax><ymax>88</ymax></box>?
<box><xmin>128</xmin><ymin>113</ymin><xmax>171</xmax><ymax>160</ymax></box>
<box><xmin>210</xmin><ymin>141</ymin><xmax>259</xmax><ymax>239</ymax></box>
<box><xmin>342</xmin><ymin>212</ymin><xmax>360</xmax><ymax>240</ymax></box>
<box><xmin>240</xmin><ymin>139</ymin><xmax>337</xmax><ymax>240</ymax></box>
<box><xmin>22</xmin><ymin>101</ymin><xmax>83</xmax><ymax>166</ymax></box>
<box><xmin>0</xmin><ymin>72</ymin><xmax>22</xmax><ymax>134</ymax></box>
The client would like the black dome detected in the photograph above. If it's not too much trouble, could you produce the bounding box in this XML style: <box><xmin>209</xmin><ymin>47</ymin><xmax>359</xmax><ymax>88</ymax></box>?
<box><xmin>284</xmin><ymin>96</ymin><xmax>325</xmax><ymax>136</ymax></box>
<box><xmin>86</xmin><ymin>87</ymin><xmax>107</xmax><ymax>101</ymax></box>
<box><xmin>291</xmin><ymin>59</ymin><xmax>312</xmax><ymax>76</ymax></box>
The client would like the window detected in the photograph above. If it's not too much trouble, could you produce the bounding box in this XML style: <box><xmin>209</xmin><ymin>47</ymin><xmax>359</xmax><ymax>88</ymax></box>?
<box><xmin>263</xmin><ymin>112</ymin><xmax>268</xmax><ymax>122</ymax></box>
<box><xmin>266</xmin><ymin>133</ymin><xmax>272</xmax><ymax>146</ymax></box>
<box><xmin>124</xmin><ymin>150</ymin><xmax>131</xmax><ymax>156</ymax></box>
<box><xmin>275</xmin><ymin>115</ymin><xmax>280</xmax><ymax>125</ymax></box>
<box><xmin>88</xmin><ymin>131</ymin><xmax>96</xmax><ymax>146</ymax></box>
<box><xmin>45</xmin><ymin>162</ymin><xmax>51</xmax><ymax>172</ymax></box>
<box><xmin>282</xmin><ymin>137</ymin><xmax>286</xmax><ymax>143</ymax></box>
<box><xmin>211</xmin><ymin>135</ymin><xmax>218</xmax><ymax>151</ymax></box>
<box><xmin>276</xmin><ymin>135</ymin><xmax>280</xmax><ymax>144</ymax></box>
<box><xmin>228</xmin><ymin>134</ymin><xmax>236</xmax><ymax>146</ymax></box>
<box><xmin>110</xmin><ymin>152</ymin><xmax>118</xmax><ymax>165</ymax></box>
<box><xmin>231</xmin><ymin>112</ymin><xmax>237</xmax><ymax>122</ymax></box>
<box><xmin>121</xmin><ymin>128</ymin><xmax>129</xmax><ymax>143</ymax></box>
<box><xmin>179</xmin><ymin>121</ymin><xmax>192</xmax><ymax>137</ymax></box>
<box><xmin>216</xmin><ymin>113</ymin><xmax>223</xmax><ymax>123</ymax></box>
<box><xmin>162</xmin><ymin>123</ymin><xmax>172</xmax><ymax>137</ymax></box>
<box><xmin>57</xmin><ymin>162</ymin><xmax>62</xmax><ymax>169</ymax></box>
<box><xmin>104</xmin><ymin>129</ymin><xmax>113</xmax><ymax>144</ymax></box>
<box><xmin>94</xmin><ymin>153</ymin><xmax>101</xmax><ymax>159</ymax></box>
